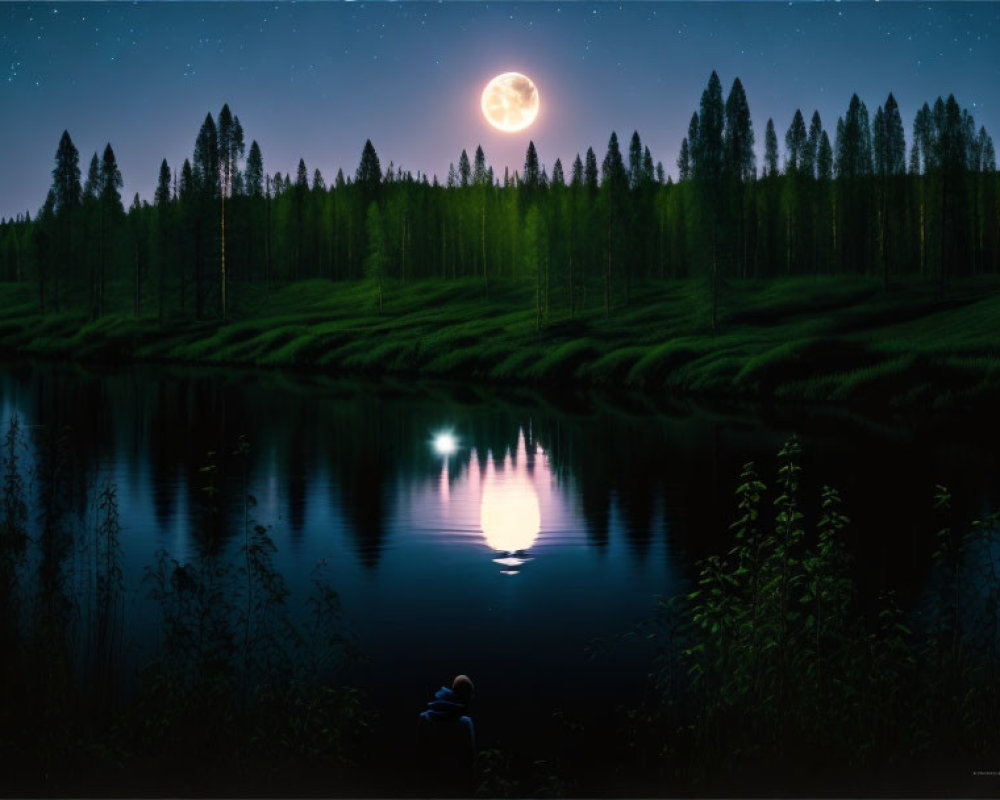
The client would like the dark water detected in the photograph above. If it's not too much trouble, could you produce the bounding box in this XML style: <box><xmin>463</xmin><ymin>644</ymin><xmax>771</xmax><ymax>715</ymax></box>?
<box><xmin>2</xmin><ymin>360</ymin><xmax>999</xmax><ymax>772</ymax></box>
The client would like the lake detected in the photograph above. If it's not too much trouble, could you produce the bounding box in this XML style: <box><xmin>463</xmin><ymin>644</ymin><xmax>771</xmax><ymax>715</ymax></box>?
<box><xmin>2</xmin><ymin>360</ymin><xmax>998</xmax><ymax>792</ymax></box>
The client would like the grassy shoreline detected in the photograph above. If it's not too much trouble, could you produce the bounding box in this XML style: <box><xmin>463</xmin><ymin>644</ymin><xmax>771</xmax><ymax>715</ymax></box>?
<box><xmin>2</xmin><ymin>275</ymin><xmax>999</xmax><ymax>410</ymax></box>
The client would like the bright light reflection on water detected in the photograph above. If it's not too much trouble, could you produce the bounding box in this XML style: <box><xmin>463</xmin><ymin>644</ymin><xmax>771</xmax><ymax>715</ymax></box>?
<box><xmin>435</xmin><ymin>429</ymin><xmax>546</xmax><ymax>574</ymax></box>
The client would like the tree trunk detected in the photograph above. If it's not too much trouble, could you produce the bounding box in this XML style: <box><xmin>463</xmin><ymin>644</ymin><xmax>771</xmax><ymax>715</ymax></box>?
<box><xmin>134</xmin><ymin>241</ymin><xmax>140</xmax><ymax>316</ymax></box>
<box><xmin>605</xmin><ymin>213</ymin><xmax>612</xmax><ymax>317</ymax></box>
<box><xmin>221</xmin><ymin>188</ymin><xmax>227</xmax><ymax>320</ymax></box>
<box><xmin>481</xmin><ymin>202</ymin><xmax>488</xmax><ymax>297</ymax></box>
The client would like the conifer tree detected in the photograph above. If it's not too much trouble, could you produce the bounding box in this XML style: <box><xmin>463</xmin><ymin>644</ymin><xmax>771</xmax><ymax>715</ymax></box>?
<box><xmin>677</xmin><ymin>139</ymin><xmax>692</xmax><ymax>181</ymax></box>
<box><xmin>804</xmin><ymin>111</ymin><xmax>823</xmax><ymax>179</ymax></box>
<box><xmin>601</xmin><ymin>131</ymin><xmax>627</xmax><ymax>314</ymax></box>
<box><xmin>785</xmin><ymin>110</ymin><xmax>808</xmax><ymax>173</ymax></box>
<box><xmin>584</xmin><ymin>148</ymin><xmax>599</xmax><ymax>194</ymax></box>
<box><xmin>245</xmin><ymin>141</ymin><xmax>264</xmax><ymax>197</ymax></box>
<box><xmin>155</xmin><ymin>159</ymin><xmax>171</xmax><ymax>322</ymax></box>
<box><xmin>552</xmin><ymin>158</ymin><xmax>565</xmax><ymax>188</ymax></box>
<box><xmin>356</xmin><ymin>139</ymin><xmax>382</xmax><ymax>189</ymax></box>
<box><xmin>642</xmin><ymin>146</ymin><xmax>655</xmax><ymax>186</ymax></box>
<box><xmin>458</xmin><ymin>149</ymin><xmax>471</xmax><ymax>188</ymax></box>
<box><xmin>473</xmin><ymin>145</ymin><xmax>488</xmax><ymax>185</ymax></box>
<box><xmin>628</xmin><ymin>131</ymin><xmax>643</xmax><ymax>190</ymax></box>
<box><xmin>52</xmin><ymin>131</ymin><xmax>82</xmax><ymax>212</ymax></box>
<box><xmin>523</xmin><ymin>141</ymin><xmax>541</xmax><ymax>192</ymax></box>
<box><xmin>693</xmin><ymin>71</ymin><xmax>726</xmax><ymax>331</ymax></box>
<box><xmin>725</xmin><ymin>77</ymin><xmax>755</xmax><ymax>277</ymax></box>
<box><xmin>95</xmin><ymin>143</ymin><xmax>123</xmax><ymax>318</ymax></box>
<box><xmin>764</xmin><ymin>119</ymin><xmax>779</xmax><ymax>177</ymax></box>
<box><xmin>192</xmin><ymin>114</ymin><xmax>218</xmax><ymax>319</ymax></box>
<box><xmin>83</xmin><ymin>154</ymin><xmax>101</xmax><ymax>201</ymax></box>
<box><xmin>217</xmin><ymin>104</ymin><xmax>244</xmax><ymax>320</ymax></box>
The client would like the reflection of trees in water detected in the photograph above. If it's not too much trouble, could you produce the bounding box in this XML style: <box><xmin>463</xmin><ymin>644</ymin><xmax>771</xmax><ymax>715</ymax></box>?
<box><xmin>332</xmin><ymin>397</ymin><xmax>393</xmax><ymax>570</ymax></box>
<box><xmin>149</xmin><ymin>379</ymin><xmax>182</xmax><ymax>527</ymax></box>
<box><xmin>5</xmin><ymin>364</ymin><xmax>1000</xmax><ymax>590</ymax></box>
<box><xmin>285</xmin><ymin>417</ymin><xmax>314</xmax><ymax>539</ymax></box>
<box><xmin>5</xmin><ymin>366</ymin><xmax>722</xmax><ymax>569</ymax></box>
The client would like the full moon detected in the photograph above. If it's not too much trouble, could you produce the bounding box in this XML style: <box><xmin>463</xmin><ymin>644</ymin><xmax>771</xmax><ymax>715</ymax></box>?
<box><xmin>481</xmin><ymin>72</ymin><xmax>540</xmax><ymax>133</ymax></box>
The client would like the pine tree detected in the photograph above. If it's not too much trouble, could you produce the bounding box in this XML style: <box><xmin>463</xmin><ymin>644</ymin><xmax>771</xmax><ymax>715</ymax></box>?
<box><xmin>677</xmin><ymin>139</ymin><xmax>692</xmax><ymax>181</ymax></box>
<box><xmin>192</xmin><ymin>114</ymin><xmax>218</xmax><ymax>319</ymax></box>
<box><xmin>883</xmin><ymin>93</ymin><xmax>906</xmax><ymax>175</ymax></box>
<box><xmin>194</xmin><ymin>113</ymin><xmax>219</xmax><ymax>195</ymax></box>
<box><xmin>601</xmin><ymin>131</ymin><xmax>627</xmax><ymax>315</ymax></box>
<box><xmin>693</xmin><ymin>71</ymin><xmax>726</xmax><ymax>331</ymax></box>
<box><xmin>725</xmin><ymin>78</ymin><xmax>756</xmax><ymax>181</ymax></box>
<box><xmin>552</xmin><ymin>158</ymin><xmax>565</xmax><ymax>187</ymax></box>
<box><xmin>52</xmin><ymin>131</ymin><xmax>82</xmax><ymax>212</ymax></box>
<box><xmin>785</xmin><ymin>110</ymin><xmax>808</xmax><ymax>173</ymax></box>
<box><xmin>356</xmin><ymin>139</ymin><xmax>382</xmax><ymax>188</ymax></box>
<box><xmin>687</xmin><ymin>112</ymin><xmax>701</xmax><ymax>167</ymax></box>
<box><xmin>571</xmin><ymin>154</ymin><xmax>584</xmax><ymax>188</ymax></box>
<box><xmin>458</xmin><ymin>149</ymin><xmax>471</xmax><ymax>188</ymax></box>
<box><xmin>836</xmin><ymin>95</ymin><xmax>873</xmax><ymax>177</ymax></box>
<box><xmin>523</xmin><ymin>141</ymin><xmax>541</xmax><ymax>192</ymax></box>
<box><xmin>245</xmin><ymin>141</ymin><xmax>264</xmax><ymax>197</ymax></box>
<box><xmin>155</xmin><ymin>159</ymin><xmax>171</xmax><ymax>207</ymax></box>
<box><xmin>642</xmin><ymin>146</ymin><xmax>655</xmax><ymax>186</ymax></box>
<box><xmin>725</xmin><ymin>77</ymin><xmax>755</xmax><ymax>277</ymax></box>
<box><xmin>764</xmin><ymin>119</ymin><xmax>779</xmax><ymax>177</ymax></box>
<box><xmin>473</xmin><ymin>145</ymin><xmax>488</xmax><ymax>185</ymax></box>
<box><xmin>584</xmin><ymin>148</ymin><xmax>599</xmax><ymax>194</ymax></box>
<box><xmin>804</xmin><ymin>111</ymin><xmax>823</xmax><ymax>179</ymax></box>
<box><xmin>155</xmin><ymin>159</ymin><xmax>171</xmax><ymax>322</ymax></box>
<box><xmin>83</xmin><ymin>154</ymin><xmax>101</xmax><ymax>201</ymax></box>
<box><xmin>217</xmin><ymin>104</ymin><xmax>244</xmax><ymax>320</ymax></box>
<box><xmin>130</xmin><ymin>192</ymin><xmax>144</xmax><ymax>316</ymax></box>
<box><xmin>834</xmin><ymin>95</ymin><xmax>874</xmax><ymax>274</ymax></box>
<box><xmin>872</xmin><ymin>94</ymin><xmax>905</xmax><ymax>290</ymax></box>
<box><xmin>96</xmin><ymin>143</ymin><xmax>123</xmax><ymax>317</ymax></box>
<box><xmin>817</xmin><ymin>131</ymin><xmax>835</xmax><ymax>267</ymax></box>
<box><xmin>628</xmin><ymin>131</ymin><xmax>643</xmax><ymax>190</ymax></box>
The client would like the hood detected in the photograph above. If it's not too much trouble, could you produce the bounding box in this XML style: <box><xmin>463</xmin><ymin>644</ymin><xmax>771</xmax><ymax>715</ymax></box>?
<box><xmin>423</xmin><ymin>686</ymin><xmax>468</xmax><ymax>722</ymax></box>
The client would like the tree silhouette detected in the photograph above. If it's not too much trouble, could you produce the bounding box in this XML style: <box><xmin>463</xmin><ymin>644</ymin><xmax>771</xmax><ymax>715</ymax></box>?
<box><xmin>693</xmin><ymin>71</ymin><xmax>726</xmax><ymax>331</ymax></box>
<box><xmin>601</xmin><ymin>131</ymin><xmax>626</xmax><ymax>314</ymax></box>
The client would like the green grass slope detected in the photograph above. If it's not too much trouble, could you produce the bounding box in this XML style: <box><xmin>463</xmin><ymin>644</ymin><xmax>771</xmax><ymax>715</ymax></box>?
<box><xmin>2</xmin><ymin>275</ymin><xmax>999</xmax><ymax>409</ymax></box>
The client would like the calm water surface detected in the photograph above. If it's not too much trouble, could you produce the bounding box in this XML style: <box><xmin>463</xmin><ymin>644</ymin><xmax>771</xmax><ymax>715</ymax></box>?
<box><xmin>2</xmin><ymin>361</ymin><xmax>998</xmax><ymax>760</ymax></box>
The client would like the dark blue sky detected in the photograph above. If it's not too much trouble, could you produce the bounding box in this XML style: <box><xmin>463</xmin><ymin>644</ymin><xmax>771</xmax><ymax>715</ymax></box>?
<box><xmin>2</xmin><ymin>2</ymin><xmax>998</xmax><ymax>220</ymax></box>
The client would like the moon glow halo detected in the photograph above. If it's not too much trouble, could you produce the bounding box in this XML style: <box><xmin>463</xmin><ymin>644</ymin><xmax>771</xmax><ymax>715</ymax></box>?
<box><xmin>481</xmin><ymin>72</ymin><xmax>540</xmax><ymax>132</ymax></box>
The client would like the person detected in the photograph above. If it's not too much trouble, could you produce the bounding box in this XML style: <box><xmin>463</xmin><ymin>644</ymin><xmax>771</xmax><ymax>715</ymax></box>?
<box><xmin>416</xmin><ymin>674</ymin><xmax>476</xmax><ymax>796</ymax></box>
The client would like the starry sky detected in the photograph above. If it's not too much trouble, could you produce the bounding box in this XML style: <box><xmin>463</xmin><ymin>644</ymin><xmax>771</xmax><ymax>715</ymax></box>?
<box><xmin>1</xmin><ymin>1</ymin><xmax>998</xmax><ymax>220</ymax></box>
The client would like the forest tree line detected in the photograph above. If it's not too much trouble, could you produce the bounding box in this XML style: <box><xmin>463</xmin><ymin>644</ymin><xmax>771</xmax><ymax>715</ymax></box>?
<box><xmin>0</xmin><ymin>71</ymin><xmax>997</xmax><ymax>327</ymax></box>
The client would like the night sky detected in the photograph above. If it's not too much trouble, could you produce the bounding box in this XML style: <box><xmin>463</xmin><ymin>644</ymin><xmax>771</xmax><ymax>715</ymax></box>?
<box><xmin>2</xmin><ymin>1</ymin><xmax>998</xmax><ymax>220</ymax></box>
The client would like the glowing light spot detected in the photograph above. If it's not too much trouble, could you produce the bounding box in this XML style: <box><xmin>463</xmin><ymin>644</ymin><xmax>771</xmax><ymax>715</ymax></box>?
<box><xmin>433</xmin><ymin>431</ymin><xmax>458</xmax><ymax>457</ymax></box>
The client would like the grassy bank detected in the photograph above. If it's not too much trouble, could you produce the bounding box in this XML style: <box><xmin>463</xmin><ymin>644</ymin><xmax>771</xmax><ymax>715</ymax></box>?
<box><xmin>2</xmin><ymin>275</ymin><xmax>1000</xmax><ymax>408</ymax></box>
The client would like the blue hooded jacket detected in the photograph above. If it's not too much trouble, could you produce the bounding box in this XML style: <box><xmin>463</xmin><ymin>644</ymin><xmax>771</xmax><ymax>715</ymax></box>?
<box><xmin>418</xmin><ymin>686</ymin><xmax>476</xmax><ymax>754</ymax></box>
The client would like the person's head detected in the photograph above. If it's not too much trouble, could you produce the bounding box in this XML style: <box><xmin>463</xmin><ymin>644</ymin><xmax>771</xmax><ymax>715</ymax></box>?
<box><xmin>452</xmin><ymin>674</ymin><xmax>474</xmax><ymax>705</ymax></box>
